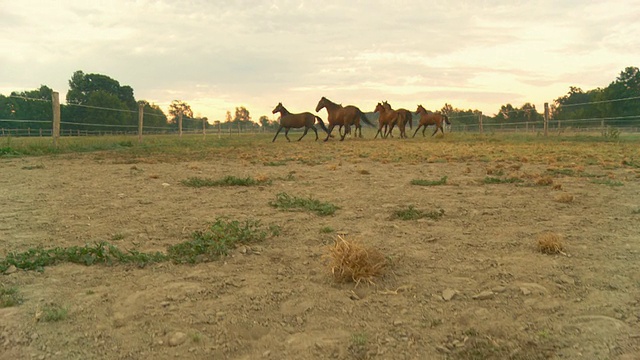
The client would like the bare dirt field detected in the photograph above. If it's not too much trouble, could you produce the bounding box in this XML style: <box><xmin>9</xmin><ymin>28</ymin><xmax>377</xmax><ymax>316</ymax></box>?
<box><xmin>1</xmin><ymin>134</ymin><xmax>640</xmax><ymax>359</ymax></box>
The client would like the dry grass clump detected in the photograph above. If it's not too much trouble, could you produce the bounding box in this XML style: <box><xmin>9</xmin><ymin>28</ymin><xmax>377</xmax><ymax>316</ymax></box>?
<box><xmin>535</xmin><ymin>176</ymin><xmax>554</xmax><ymax>186</ymax></box>
<box><xmin>325</xmin><ymin>236</ymin><xmax>388</xmax><ymax>286</ymax></box>
<box><xmin>536</xmin><ymin>233</ymin><xmax>565</xmax><ymax>254</ymax></box>
<box><xmin>554</xmin><ymin>193</ymin><xmax>574</xmax><ymax>203</ymax></box>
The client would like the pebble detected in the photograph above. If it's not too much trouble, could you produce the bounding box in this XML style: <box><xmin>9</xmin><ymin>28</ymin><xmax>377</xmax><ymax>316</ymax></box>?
<box><xmin>4</xmin><ymin>265</ymin><xmax>17</xmax><ymax>274</ymax></box>
<box><xmin>521</xmin><ymin>287</ymin><xmax>532</xmax><ymax>296</ymax></box>
<box><xmin>168</xmin><ymin>332</ymin><xmax>187</xmax><ymax>347</ymax></box>
<box><xmin>442</xmin><ymin>289</ymin><xmax>457</xmax><ymax>301</ymax></box>
<box><xmin>472</xmin><ymin>291</ymin><xmax>494</xmax><ymax>300</ymax></box>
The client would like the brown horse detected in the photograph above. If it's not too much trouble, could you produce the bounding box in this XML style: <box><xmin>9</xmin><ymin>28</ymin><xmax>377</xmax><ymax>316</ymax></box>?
<box><xmin>315</xmin><ymin>97</ymin><xmax>374</xmax><ymax>141</ymax></box>
<box><xmin>383</xmin><ymin>101</ymin><xmax>413</xmax><ymax>138</ymax></box>
<box><xmin>374</xmin><ymin>102</ymin><xmax>399</xmax><ymax>139</ymax></box>
<box><xmin>271</xmin><ymin>102</ymin><xmax>329</xmax><ymax>142</ymax></box>
<box><xmin>413</xmin><ymin>105</ymin><xmax>451</xmax><ymax>137</ymax></box>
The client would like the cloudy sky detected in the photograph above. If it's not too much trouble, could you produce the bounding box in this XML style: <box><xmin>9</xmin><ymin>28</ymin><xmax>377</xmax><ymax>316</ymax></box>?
<box><xmin>1</xmin><ymin>0</ymin><xmax>639</xmax><ymax>121</ymax></box>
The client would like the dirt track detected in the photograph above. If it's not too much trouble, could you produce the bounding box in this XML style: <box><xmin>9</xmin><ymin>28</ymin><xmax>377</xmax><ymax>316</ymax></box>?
<box><xmin>1</xmin><ymin>136</ymin><xmax>640</xmax><ymax>359</ymax></box>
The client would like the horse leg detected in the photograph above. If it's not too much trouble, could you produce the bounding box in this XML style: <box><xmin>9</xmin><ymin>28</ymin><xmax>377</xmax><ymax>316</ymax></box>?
<box><xmin>284</xmin><ymin>128</ymin><xmax>291</xmax><ymax>141</ymax></box>
<box><xmin>311</xmin><ymin>126</ymin><xmax>319</xmax><ymax>141</ymax></box>
<box><xmin>340</xmin><ymin>124</ymin><xmax>350</xmax><ymax>141</ymax></box>
<box><xmin>272</xmin><ymin>126</ymin><xmax>283</xmax><ymax>142</ymax></box>
<box><xmin>422</xmin><ymin>126</ymin><xmax>427</xmax><ymax>137</ymax></box>
<box><xmin>323</xmin><ymin>124</ymin><xmax>335</xmax><ymax>142</ymax></box>
<box><xmin>431</xmin><ymin>126</ymin><xmax>438</xmax><ymax>136</ymax></box>
<box><xmin>412</xmin><ymin>125</ymin><xmax>421</xmax><ymax>138</ymax></box>
<box><xmin>298</xmin><ymin>127</ymin><xmax>309</xmax><ymax>141</ymax></box>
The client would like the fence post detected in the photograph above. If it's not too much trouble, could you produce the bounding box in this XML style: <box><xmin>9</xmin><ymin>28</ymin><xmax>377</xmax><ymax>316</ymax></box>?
<box><xmin>138</xmin><ymin>103</ymin><xmax>144</xmax><ymax>143</ymax></box>
<box><xmin>52</xmin><ymin>91</ymin><xmax>61</xmax><ymax>147</ymax></box>
<box><xmin>478</xmin><ymin>112</ymin><xmax>483</xmax><ymax>133</ymax></box>
<box><xmin>202</xmin><ymin>118</ymin><xmax>206</xmax><ymax>139</ymax></box>
<box><xmin>237</xmin><ymin>121</ymin><xmax>241</xmax><ymax>135</ymax></box>
<box><xmin>601</xmin><ymin>118</ymin><xmax>605</xmax><ymax>132</ymax></box>
<box><xmin>543</xmin><ymin>102</ymin><xmax>549</xmax><ymax>137</ymax></box>
<box><xmin>179</xmin><ymin>111</ymin><xmax>183</xmax><ymax>138</ymax></box>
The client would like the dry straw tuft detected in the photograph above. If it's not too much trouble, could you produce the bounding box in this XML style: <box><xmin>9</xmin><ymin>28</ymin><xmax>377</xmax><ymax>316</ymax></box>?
<box><xmin>536</xmin><ymin>176</ymin><xmax>554</xmax><ymax>186</ymax></box>
<box><xmin>536</xmin><ymin>233</ymin><xmax>565</xmax><ymax>255</ymax></box>
<box><xmin>554</xmin><ymin>193</ymin><xmax>574</xmax><ymax>203</ymax></box>
<box><xmin>325</xmin><ymin>236</ymin><xmax>388</xmax><ymax>286</ymax></box>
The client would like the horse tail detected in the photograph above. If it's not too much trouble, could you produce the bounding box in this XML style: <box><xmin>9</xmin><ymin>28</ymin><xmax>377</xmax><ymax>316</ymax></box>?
<box><xmin>315</xmin><ymin>116</ymin><xmax>330</xmax><ymax>134</ymax></box>
<box><xmin>444</xmin><ymin>115</ymin><xmax>451</xmax><ymax>125</ymax></box>
<box><xmin>405</xmin><ymin>111</ymin><xmax>413</xmax><ymax>129</ymax></box>
<box><xmin>358</xmin><ymin>109</ymin><xmax>375</xmax><ymax>127</ymax></box>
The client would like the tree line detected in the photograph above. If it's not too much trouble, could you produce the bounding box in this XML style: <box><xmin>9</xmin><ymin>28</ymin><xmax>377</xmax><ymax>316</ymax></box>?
<box><xmin>1</xmin><ymin>67</ymin><xmax>638</xmax><ymax>134</ymax></box>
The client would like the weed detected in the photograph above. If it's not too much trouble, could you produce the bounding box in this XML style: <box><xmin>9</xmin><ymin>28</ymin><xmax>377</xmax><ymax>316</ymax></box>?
<box><xmin>632</xmin><ymin>208</ymin><xmax>640</xmax><ymax>215</ymax></box>
<box><xmin>190</xmin><ymin>332</ymin><xmax>203</xmax><ymax>343</ymax></box>
<box><xmin>0</xmin><ymin>146</ymin><xmax>19</xmax><ymax>156</ymax></box>
<box><xmin>269</xmin><ymin>192</ymin><xmax>339</xmax><ymax>216</ymax></box>
<box><xmin>546</xmin><ymin>168</ymin><xmax>575</xmax><ymax>176</ymax></box>
<box><xmin>21</xmin><ymin>164</ymin><xmax>45</xmax><ymax>170</ymax></box>
<box><xmin>263</xmin><ymin>160</ymin><xmax>288</xmax><ymax>166</ymax></box>
<box><xmin>351</xmin><ymin>332</ymin><xmax>368</xmax><ymax>346</ymax></box>
<box><xmin>411</xmin><ymin>176</ymin><xmax>448</xmax><ymax>186</ymax></box>
<box><xmin>622</xmin><ymin>159</ymin><xmax>640</xmax><ymax>168</ymax></box>
<box><xmin>0</xmin><ymin>286</ymin><xmax>23</xmax><ymax>307</ymax></box>
<box><xmin>167</xmin><ymin>218</ymin><xmax>267</xmax><ymax>263</ymax></box>
<box><xmin>41</xmin><ymin>304</ymin><xmax>68</xmax><ymax>322</ymax></box>
<box><xmin>482</xmin><ymin>176</ymin><xmax>524</xmax><ymax>184</ymax></box>
<box><xmin>391</xmin><ymin>205</ymin><xmax>445</xmax><ymax>221</ymax></box>
<box><xmin>181</xmin><ymin>175</ymin><xmax>271</xmax><ymax>187</ymax></box>
<box><xmin>320</xmin><ymin>226</ymin><xmax>335</xmax><ymax>234</ymax></box>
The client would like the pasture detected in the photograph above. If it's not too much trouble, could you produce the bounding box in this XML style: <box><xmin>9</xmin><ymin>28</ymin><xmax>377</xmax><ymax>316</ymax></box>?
<box><xmin>1</xmin><ymin>131</ymin><xmax>640</xmax><ymax>359</ymax></box>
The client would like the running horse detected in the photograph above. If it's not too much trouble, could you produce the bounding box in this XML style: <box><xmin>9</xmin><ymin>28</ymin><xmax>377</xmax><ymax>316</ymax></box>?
<box><xmin>374</xmin><ymin>102</ymin><xmax>399</xmax><ymax>139</ymax></box>
<box><xmin>271</xmin><ymin>102</ymin><xmax>329</xmax><ymax>142</ymax></box>
<box><xmin>413</xmin><ymin>105</ymin><xmax>451</xmax><ymax>137</ymax></box>
<box><xmin>383</xmin><ymin>101</ymin><xmax>413</xmax><ymax>138</ymax></box>
<box><xmin>315</xmin><ymin>97</ymin><xmax>374</xmax><ymax>141</ymax></box>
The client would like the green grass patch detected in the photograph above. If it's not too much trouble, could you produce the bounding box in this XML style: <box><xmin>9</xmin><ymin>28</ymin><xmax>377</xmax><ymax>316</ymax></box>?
<box><xmin>391</xmin><ymin>205</ymin><xmax>445</xmax><ymax>221</ymax></box>
<box><xmin>167</xmin><ymin>218</ymin><xmax>268</xmax><ymax>263</ymax></box>
<box><xmin>482</xmin><ymin>176</ymin><xmax>524</xmax><ymax>184</ymax></box>
<box><xmin>0</xmin><ymin>286</ymin><xmax>23</xmax><ymax>307</ymax></box>
<box><xmin>181</xmin><ymin>175</ymin><xmax>271</xmax><ymax>187</ymax></box>
<box><xmin>546</xmin><ymin>168</ymin><xmax>575</xmax><ymax>176</ymax></box>
<box><xmin>622</xmin><ymin>159</ymin><xmax>640</xmax><ymax>168</ymax></box>
<box><xmin>0</xmin><ymin>217</ymin><xmax>277</xmax><ymax>272</ymax></box>
<box><xmin>269</xmin><ymin>192</ymin><xmax>339</xmax><ymax>216</ymax></box>
<box><xmin>21</xmin><ymin>164</ymin><xmax>45</xmax><ymax>170</ymax></box>
<box><xmin>0</xmin><ymin>146</ymin><xmax>20</xmax><ymax>156</ymax></box>
<box><xmin>263</xmin><ymin>160</ymin><xmax>288</xmax><ymax>166</ymax></box>
<box><xmin>590</xmin><ymin>178</ymin><xmax>624</xmax><ymax>187</ymax></box>
<box><xmin>41</xmin><ymin>304</ymin><xmax>68</xmax><ymax>322</ymax></box>
<box><xmin>411</xmin><ymin>176</ymin><xmax>448</xmax><ymax>186</ymax></box>
<box><xmin>320</xmin><ymin>226</ymin><xmax>335</xmax><ymax>234</ymax></box>
<box><xmin>632</xmin><ymin>208</ymin><xmax>640</xmax><ymax>214</ymax></box>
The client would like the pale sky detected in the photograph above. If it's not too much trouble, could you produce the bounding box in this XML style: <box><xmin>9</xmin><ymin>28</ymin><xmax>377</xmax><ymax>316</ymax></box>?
<box><xmin>1</xmin><ymin>0</ymin><xmax>639</xmax><ymax>121</ymax></box>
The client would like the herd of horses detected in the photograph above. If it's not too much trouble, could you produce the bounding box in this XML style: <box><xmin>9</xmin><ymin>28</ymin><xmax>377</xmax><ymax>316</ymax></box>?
<box><xmin>271</xmin><ymin>97</ymin><xmax>451</xmax><ymax>142</ymax></box>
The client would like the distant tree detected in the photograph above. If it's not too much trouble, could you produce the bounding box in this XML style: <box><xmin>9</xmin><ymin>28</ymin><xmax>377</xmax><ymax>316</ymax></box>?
<box><xmin>168</xmin><ymin>100</ymin><xmax>194</xmax><ymax>127</ymax></box>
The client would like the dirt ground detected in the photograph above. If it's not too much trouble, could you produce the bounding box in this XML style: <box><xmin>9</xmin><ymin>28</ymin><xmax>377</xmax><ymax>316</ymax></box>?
<box><xmin>1</xmin><ymin>135</ymin><xmax>640</xmax><ymax>359</ymax></box>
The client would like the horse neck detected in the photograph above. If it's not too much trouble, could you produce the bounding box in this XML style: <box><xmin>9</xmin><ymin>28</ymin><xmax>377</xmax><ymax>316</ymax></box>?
<box><xmin>278</xmin><ymin>107</ymin><xmax>291</xmax><ymax>116</ymax></box>
<box><xmin>323</xmin><ymin>99</ymin><xmax>341</xmax><ymax>112</ymax></box>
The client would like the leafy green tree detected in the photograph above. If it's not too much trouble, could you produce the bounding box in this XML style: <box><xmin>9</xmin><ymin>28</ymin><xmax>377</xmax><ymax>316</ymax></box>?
<box><xmin>168</xmin><ymin>100</ymin><xmax>194</xmax><ymax>128</ymax></box>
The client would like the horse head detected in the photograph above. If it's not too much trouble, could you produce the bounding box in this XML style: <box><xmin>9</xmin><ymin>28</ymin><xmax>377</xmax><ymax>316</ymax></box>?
<box><xmin>374</xmin><ymin>102</ymin><xmax>384</xmax><ymax>113</ymax></box>
<box><xmin>315</xmin><ymin>97</ymin><xmax>327</xmax><ymax>112</ymax></box>
<box><xmin>272</xmin><ymin>102</ymin><xmax>285</xmax><ymax>114</ymax></box>
<box><xmin>416</xmin><ymin>104</ymin><xmax>426</xmax><ymax>114</ymax></box>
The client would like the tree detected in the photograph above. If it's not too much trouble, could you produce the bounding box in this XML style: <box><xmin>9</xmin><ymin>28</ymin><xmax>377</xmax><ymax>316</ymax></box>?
<box><xmin>168</xmin><ymin>100</ymin><xmax>194</xmax><ymax>127</ymax></box>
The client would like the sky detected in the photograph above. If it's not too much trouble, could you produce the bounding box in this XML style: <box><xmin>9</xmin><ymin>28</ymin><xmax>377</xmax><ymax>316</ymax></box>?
<box><xmin>1</xmin><ymin>0</ymin><xmax>639</xmax><ymax>122</ymax></box>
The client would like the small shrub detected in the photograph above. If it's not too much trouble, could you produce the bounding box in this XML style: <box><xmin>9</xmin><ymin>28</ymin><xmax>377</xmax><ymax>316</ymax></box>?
<box><xmin>411</xmin><ymin>176</ymin><xmax>448</xmax><ymax>186</ymax></box>
<box><xmin>536</xmin><ymin>233</ymin><xmax>564</xmax><ymax>255</ymax></box>
<box><xmin>325</xmin><ymin>236</ymin><xmax>387</xmax><ymax>286</ymax></box>
<box><xmin>320</xmin><ymin>226</ymin><xmax>335</xmax><ymax>234</ymax></box>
